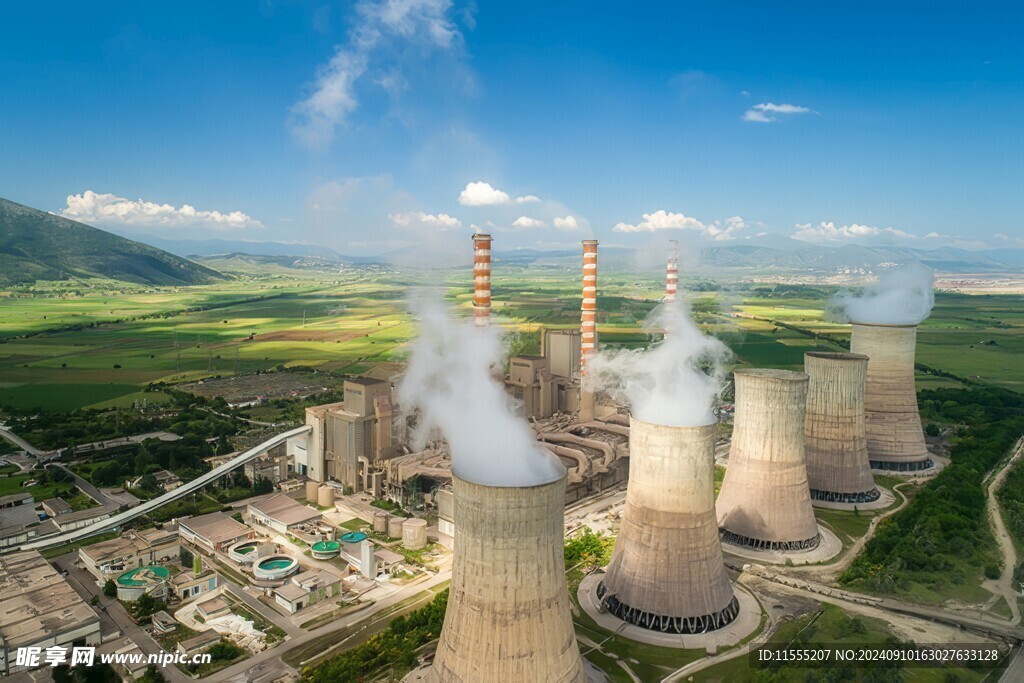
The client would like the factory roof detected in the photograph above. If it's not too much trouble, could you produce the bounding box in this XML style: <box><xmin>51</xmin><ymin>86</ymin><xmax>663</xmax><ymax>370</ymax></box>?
<box><xmin>376</xmin><ymin>549</ymin><xmax>403</xmax><ymax>565</ymax></box>
<box><xmin>196</xmin><ymin>596</ymin><xmax>229</xmax><ymax>616</ymax></box>
<box><xmin>42</xmin><ymin>497</ymin><xmax>74</xmax><ymax>515</ymax></box>
<box><xmin>180</xmin><ymin>511</ymin><xmax>250</xmax><ymax>546</ymax></box>
<box><xmin>274</xmin><ymin>582</ymin><xmax>308</xmax><ymax>601</ymax></box>
<box><xmin>177</xmin><ymin>629</ymin><xmax>221</xmax><ymax>653</ymax></box>
<box><xmin>0</xmin><ymin>492</ymin><xmax>34</xmax><ymax>506</ymax></box>
<box><xmin>249</xmin><ymin>493</ymin><xmax>322</xmax><ymax>527</ymax></box>
<box><xmin>52</xmin><ymin>505</ymin><xmax>113</xmax><ymax>530</ymax></box>
<box><xmin>345</xmin><ymin>376</ymin><xmax>386</xmax><ymax>387</ymax></box>
<box><xmin>0</xmin><ymin>550</ymin><xmax>99</xmax><ymax>649</ymax></box>
<box><xmin>80</xmin><ymin>525</ymin><xmax>179</xmax><ymax>566</ymax></box>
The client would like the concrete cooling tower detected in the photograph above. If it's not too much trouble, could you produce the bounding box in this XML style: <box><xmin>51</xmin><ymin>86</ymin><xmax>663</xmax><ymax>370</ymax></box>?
<box><xmin>803</xmin><ymin>352</ymin><xmax>879</xmax><ymax>503</ymax></box>
<box><xmin>717</xmin><ymin>369</ymin><xmax>819</xmax><ymax>551</ymax></box>
<box><xmin>427</xmin><ymin>473</ymin><xmax>584</xmax><ymax>682</ymax></box>
<box><xmin>849</xmin><ymin>323</ymin><xmax>932</xmax><ymax>471</ymax></box>
<box><xmin>597</xmin><ymin>417</ymin><xmax>738</xmax><ymax>633</ymax></box>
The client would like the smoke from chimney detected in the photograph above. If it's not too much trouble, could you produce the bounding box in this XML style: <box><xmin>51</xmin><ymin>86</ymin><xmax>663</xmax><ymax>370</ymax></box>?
<box><xmin>830</xmin><ymin>262</ymin><xmax>935</xmax><ymax>325</ymax></box>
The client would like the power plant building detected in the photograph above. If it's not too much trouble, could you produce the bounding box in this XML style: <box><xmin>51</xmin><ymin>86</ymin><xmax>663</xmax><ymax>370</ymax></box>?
<box><xmin>597</xmin><ymin>418</ymin><xmax>738</xmax><ymax>633</ymax></box>
<box><xmin>850</xmin><ymin>322</ymin><xmax>933</xmax><ymax>471</ymax></box>
<box><xmin>717</xmin><ymin>369</ymin><xmax>819</xmax><ymax>551</ymax></box>
<box><xmin>505</xmin><ymin>330</ymin><xmax>582</xmax><ymax>419</ymax></box>
<box><xmin>803</xmin><ymin>352</ymin><xmax>879</xmax><ymax>503</ymax></box>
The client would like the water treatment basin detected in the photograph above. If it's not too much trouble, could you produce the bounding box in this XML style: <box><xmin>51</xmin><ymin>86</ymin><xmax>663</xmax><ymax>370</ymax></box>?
<box><xmin>252</xmin><ymin>555</ymin><xmax>298</xmax><ymax>580</ymax></box>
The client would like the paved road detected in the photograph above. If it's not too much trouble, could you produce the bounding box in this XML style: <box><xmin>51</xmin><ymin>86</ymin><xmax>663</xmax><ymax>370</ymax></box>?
<box><xmin>0</xmin><ymin>426</ymin><xmax>45</xmax><ymax>456</ymax></box>
<box><xmin>221</xmin><ymin>580</ymin><xmax>303</xmax><ymax>639</ymax></box>
<box><xmin>984</xmin><ymin>438</ymin><xmax>1024</xmax><ymax>624</ymax></box>
<box><xmin>53</xmin><ymin>463</ymin><xmax>115</xmax><ymax>508</ymax></box>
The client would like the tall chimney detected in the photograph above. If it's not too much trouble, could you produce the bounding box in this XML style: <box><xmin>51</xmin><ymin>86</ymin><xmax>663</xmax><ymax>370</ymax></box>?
<box><xmin>717</xmin><ymin>369</ymin><xmax>819</xmax><ymax>551</ymax></box>
<box><xmin>579</xmin><ymin>239</ymin><xmax>598</xmax><ymax>421</ymax></box>
<box><xmin>665</xmin><ymin>239</ymin><xmax>678</xmax><ymax>302</ymax></box>
<box><xmin>472</xmin><ymin>233</ymin><xmax>492</xmax><ymax>327</ymax></box>
<box><xmin>598</xmin><ymin>417</ymin><xmax>738</xmax><ymax>633</ymax></box>
<box><xmin>427</xmin><ymin>474</ymin><xmax>585</xmax><ymax>682</ymax></box>
<box><xmin>849</xmin><ymin>323</ymin><xmax>932</xmax><ymax>471</ymax></box>
<box><xmin>803</xmin><ymin>352</ymin><xmax>878</xmax><ymax>503</ymax></box>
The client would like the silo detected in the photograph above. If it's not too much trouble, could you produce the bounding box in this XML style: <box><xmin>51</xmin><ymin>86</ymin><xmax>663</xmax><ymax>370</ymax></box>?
<box><xmin>717</xmin><ymin>369</ymin><xmax>819</xmax><ymax>551</ymax></box>
<box><xmin>597</xmin><ymin>417</ymin><xmax>738</xmax><ymax>633</ymax></box>
<box><xmin>850</xmin><ymin>323</ymin><xmax>932</xmax><ymax>470</ymax></box>
<box><xmin>305</xmin><ymin>480</ymin><xmax>319</xmax><ymax>502</ymax></box>
<box><xmin>388</xmin><ymin>516</ymin><xmax>407</xmax><ymax>539</ymax></box>
<box><xmin>317</xmin><ymin>485</ymin><xmax>336</xmax><ymax>507</ymax></box>
<box><xmin>803</xmin><ymin>352</ymin><xmax>879</xmax><ymax>503</ymax></box>
<box><xmin>373</xmin><ymin>511</ymin><xmax>390</xmax><ymax>534</ymax></box>
<box><xmin>402</xmin><ymin>518</ymin><xmax>428</xmax><ymax>550</ymax></box>
<box><xmin>427</xmin><ymin>473</ymin><xmax>584</xmax><ymax>682</ymax></box>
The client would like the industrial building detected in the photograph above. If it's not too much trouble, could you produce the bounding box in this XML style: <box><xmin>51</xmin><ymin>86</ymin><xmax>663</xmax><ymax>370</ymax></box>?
<box><xmin>850</xmin><ymin>322</ymin><xmax>933</xmax><ymax>471</ymax></box>
<box><xmin>717</xmin><ymin>369</ymin><xmax>820</xmax><ymax>551</ymax></box>
<box><xmin>598</xmin><ymin>418</ymin><xmax>738</xmax><ymax>634</ymax></box>
<box><xmin>246</xmin><ymin>493</ymin><xmax>322</xmax><ymax>534</ymax></box>
<box><xmin>272</xmin><ymin>569</ymin><xmax>342</xmax><ymax>613</ymax></box>
<box><xmin>0</xmin><ymin>550</ymin><xmax>102</xmax><ymax>676</ymax></box>
<box><xmin>427</xmin><ymin>474</ymin><xmax>585</xmax><ymax>682</ymax></box>
<box><xmin>803</xmin><ymin>352</ymin><xmax>879</xmax><ymax>503</ymax></box>
<box><xmin>179</xmin><ymin>512</ymin><xmax>253</xmax><ymax>553</ymax></box>
<box><xmin>504</xmin><ymin>329</ymin><xmax>582</xmax><ymax>419</ymax></box>
<box><xmin>79</xmin><ymin>525</ymin><xmax>180</xmax><ymax>583</ymax></box>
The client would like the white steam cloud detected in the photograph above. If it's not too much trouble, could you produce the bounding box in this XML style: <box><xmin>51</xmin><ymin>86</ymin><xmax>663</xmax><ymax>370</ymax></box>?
<box><xmin>585</xmin><ymin>296</ymin><xmax>731</xmax><ymax>427</ymax></box>
<box><xmin>830</xmin><ymin>262</ymin><xmax>935</xmax><ymax>325</ymax></box>
<box><xmin>397</xmin><ymin>296</ymin><xmax>565</xmax><ymax>487</ymax></box>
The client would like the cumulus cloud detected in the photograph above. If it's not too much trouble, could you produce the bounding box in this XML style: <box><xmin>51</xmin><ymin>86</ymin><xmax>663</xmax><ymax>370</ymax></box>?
<box><xmin>389</xmin><ymin>211</ymin><xmax>462</xmax><ymax>229</ymax></box>
<box><xmin>613</xmin><ymin>209</ymin><xmax>706</xmax><ymax>233</ymax></box>
<box><xmin>289</xmin><ymin>0</ymin><xmax>462</xmax><ymax>148</ymax></box>
<box><xmin>553</xmin><ymin>215</ymin><xmax>579</xmax><ymax>231</ymax></box>
<box><xmin>457</xmin><ymin>181</ymin><xmax>538</xmax><ymax>207</ymax></box>
<box><xmin>792</xmin><ymin>221</ymin><xmax>916</xmax><ymax>244</ymax></box>
<box><xmin>511</xmin><ymin>216</ymin><xmax>546</xmax><ymax>229</ymax></box>
<box><xmin>704</xmin><ymin>216</ymin><xmax>752</xmax><ymax>241</ymax></box>
<box><xmin>59</xmin><ymin>190</ymin><xmax>263</xmax><ymax>231</ymax></box>
<box><xmin>743</xmin><ymin>101</ymin><xmax>814</xmax><ymax>123</ymax></box>
<box><xmin>515</xmin><ymin>194</ymin><xmax>540</xmax><ymax>203</ymax></box>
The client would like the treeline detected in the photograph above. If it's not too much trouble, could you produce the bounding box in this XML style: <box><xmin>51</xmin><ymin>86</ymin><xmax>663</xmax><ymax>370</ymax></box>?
<box><xmin>302</xmin><ymin>591</ymin><xmax>448</xmax><ymax>683</ymax></box>
<box><xmin>841</xmin><ymin>386</ymin><xmax>1024</xmax><ymax>595</ymax></box>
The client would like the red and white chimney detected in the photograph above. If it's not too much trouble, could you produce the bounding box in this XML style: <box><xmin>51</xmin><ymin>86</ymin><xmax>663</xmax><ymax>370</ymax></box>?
<box><xmin>472</xmin><ymin>233</ymin><xmax>492</xmax><ymax>327</ymax></box>
<box><xmin>665</xmin><ymin>239</ymin><xmax>678</xmax><ymax>302</ymax></box>
<box><xmin>579</xmin><ymin>240</ymin><xmax>598</xmax><ymax>421</ymax></box>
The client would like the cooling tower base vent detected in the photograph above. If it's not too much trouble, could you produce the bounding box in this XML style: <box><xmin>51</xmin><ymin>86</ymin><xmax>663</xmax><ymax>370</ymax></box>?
<box><xmin>596</xmin><ymin>582</ymin><xmax>740</xmax><ymax>634</ymax></box>
<box><xmin>870</xmin><ymin>458</ymin><xmax>933</xmax><ymax>472</ymax></box>
<box><xmin>721</xmin><ymin>530</ymin><xmax>820</xmax><ymax>552</ymax></box>
<box><xmin>809</xmin><ymin>488</ymin><xmax>881</xmax><ymax>504</ymax></box>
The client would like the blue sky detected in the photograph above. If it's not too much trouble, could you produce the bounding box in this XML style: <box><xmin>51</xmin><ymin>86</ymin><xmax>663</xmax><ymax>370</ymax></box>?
<box><xmin>2</xmin><ymin>1</ymin><xmax>1022</xmax><ymax>256</ymax></box>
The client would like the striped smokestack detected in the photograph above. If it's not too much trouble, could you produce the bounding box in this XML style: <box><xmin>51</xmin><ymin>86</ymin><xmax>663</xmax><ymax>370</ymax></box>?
<box><xmin>665</xmin><ymin>239</ymin><xmax>678</xmax><ymax>302</ymax></box>
<box><xmin>472</xmin><ymin>233</ymin><xmax>492</xmax><ymax>326</ymax></box>
<box><xmin>579</xmin><ymin>239</ymin><xmax>598</xmax><ymax>421</ymax></box>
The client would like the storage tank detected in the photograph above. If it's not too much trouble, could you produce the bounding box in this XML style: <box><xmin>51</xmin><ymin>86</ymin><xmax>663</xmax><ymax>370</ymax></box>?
<box><xmin>804</xmin><ymin>352</ymin><xmax>879</xmax><ymax>503</ymax></box>
<box><xmin>373</xmin><ymin>511</ymin><xmax>390</xmax><ymax>534</ymax></box>
<box><xmin>305</xmin><ymin>480</ymin><xmax>319</xmax><ymax>502</ymax></box>
<box><xmin>388</xmin><ymin>516</ymin><xmax>407</xmax><ymax>539</ymax></box>
<box><xmin>427</xmin><ymin>473</ymin><xmax>584</xmax><ymax>682</ymax></box>
<box><xmin>598</xmin><ymin>417</ymin><xmax>737</xmax><ymax>633</ymax></box>
<box><xmin>402</xmin><ymin>518</ymin><xmax>428</xmax><ymax>550</ymax></box>
<box><xmin>317</xmin><ymin>485</ymin><xmax>336</xmax><ymax>507</ymax></box>
<box><xmin>717</xmin><ymin>369</ymin><xmax>819</xmax><ymax>551</ymax></box>
<box><xmin>850</xmin><ymin>322</ymin><xmax>933</xmax><ymax>470</ymax></box>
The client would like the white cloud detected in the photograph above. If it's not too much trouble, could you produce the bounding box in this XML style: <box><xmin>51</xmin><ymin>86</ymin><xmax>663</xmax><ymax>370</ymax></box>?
<box><xmin>743</xmin><ymin>101</ymin><xmax>814</xmax><ymax>123</ymax></box>
<box><xmin>389</xmin><ymin>211</ymin><xmax>462</xmax><ymax>229</ymax></box>
<box><xmin>515</xmin><ymin>194</ymin><xmax>540</xmax><ymax>203</ymax></box>
<box><xmin>289</xmin><ymin>0</ymin><xmax>462</xmax><ymax>148</ymax></box>
<box><xmin>458</xmin><ymin>181</ymin><xmax>511</xmax><ymax>206</ymax></box>
<box><xmin>792</xmin><ymin>221</ymin><xmax>916</xmax><ymax>244</ymax></box>
<box><xmin>704</xmin><ymin>215</ymin><xmax>751</xmax><ymax>241</ymax></box>
<box><xmin>511</xmin><ymin>216</ymin><xmax>546</xmax><ymax>229</ymax></box>
<box><xmin>613</xmin><ymin>210</ymin><xmax>706</xmax><ymax>233</ymax></box>
<box><xmin>553</xmin><ymin>215</ymin><xmax>579</xmax><ymax>231</ymax></box>
<box><xmin>59</xmin><ymin>190</ymin><xmax>263</xmax><ymax>231</ymax></box>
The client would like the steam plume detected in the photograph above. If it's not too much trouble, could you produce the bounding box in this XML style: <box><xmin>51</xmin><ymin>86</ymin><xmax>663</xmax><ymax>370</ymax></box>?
<box><xmin>830</xmin><ymin>262</ymin><xmax>935</xmax><ymax>325</ymax></box>
<box><xmin>585</xmin><ymin>295</ymin><xmax>731</xmax><ymax>427</ymax></box>
<box><xmin>397</xmin><ymin>294</ymin><xmax>564</xmax><ymax>487</ymax></box>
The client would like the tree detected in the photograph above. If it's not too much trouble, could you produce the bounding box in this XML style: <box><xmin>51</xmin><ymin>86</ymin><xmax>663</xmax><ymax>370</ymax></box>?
<box><xmin>193</xmin><ymin>555</ymin><xmax>203</xmax><ymax>576</ymax></box>
<box><xmin>180</xmin><ymin>546</ymin><xmax>194</xmax><ymax>569</ymax></box>
<box><xmin>103</xmin><ymin>579</ymin><xmax>117</xmax><ymax>597</ymax></box>
<box><xmin>139</xmin><ymin>666</ymin><xmax>167</xmax><ymax>683</ymax></box>
<box><xmin>254</xmin><ymin>476</ymin><xmax>274</xmax><ymax>495</ymax></box>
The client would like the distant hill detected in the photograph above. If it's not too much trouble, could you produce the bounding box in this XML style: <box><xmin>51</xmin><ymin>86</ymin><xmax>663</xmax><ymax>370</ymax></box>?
<box><xmin>123</xmin><ymin>233</ymin><xmax>346</xmax><ymax>260</ymax></box>
<box><xmin>195</xmin><ymin>252</ymin><xmax>353</xmax><ymax>273</ymax></box>
<box><xmin>699</xmin><ymin>243</ymin><xmax>1014</xmax><ymax>273</ymax></box>
<box><xmin>0</xmin><ymin>198</ymin><xmax>225</xmax><ymax>286</ymax></box>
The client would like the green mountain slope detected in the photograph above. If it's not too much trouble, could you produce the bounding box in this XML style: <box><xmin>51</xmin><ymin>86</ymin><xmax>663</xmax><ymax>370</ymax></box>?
<box><xmin>0</xmin><ymin>198</ymin><xmax>226</xmax><ymax>286</ymax></box>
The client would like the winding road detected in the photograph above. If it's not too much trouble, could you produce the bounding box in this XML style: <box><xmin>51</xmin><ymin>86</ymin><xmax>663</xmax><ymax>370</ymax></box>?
<box><xmin>983</xmin><ymin>438</ymin><xmax>1024</xmax><ymax>625</ymax></box>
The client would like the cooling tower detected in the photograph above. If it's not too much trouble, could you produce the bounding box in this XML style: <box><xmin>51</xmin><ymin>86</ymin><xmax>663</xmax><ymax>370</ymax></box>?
<box><xmin>597</xmin><ymin>417</ymin><xmax>738</xmax><ymax>633</ymax></box>
<box><xmin>665</xmin><ymin>239</ymin><xmax>678</xmax><ymax>302</ymax></box>
<box><xmin>803</xmin><ymin>352</ymin><xmax>879</xmax><ymax>503</ymax></box>
<box><xmin>849</xmin><ymin>323</ymin><xmax>932</xmax><ymax>470</ymax></box>
<box><xmin>579</xmin><ymin>239</ymin><xmax>598</xmax><ymax>422</ymax></box>
<box><xmin>428</xmin><ymin>474</ymin><xmax>584</xmax><ymax>683</ymax></box>
<box><xmin>472</xmin><ymin>233</ymin><xmax>492</xmax><ymax>327</ymax></box>
<box><xmin>717</xmin><ymin>369</ymin><xmax>819</xmax><ymax>551</ymax></box>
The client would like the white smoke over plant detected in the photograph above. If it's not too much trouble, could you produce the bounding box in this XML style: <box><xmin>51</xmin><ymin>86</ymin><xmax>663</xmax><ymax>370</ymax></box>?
<box><xmin>397</xmin><ymin>294</ymin><xmax>564</xmax><ymax>487</ymax></box>
<box><xmin>829</xmin><ymin>262</ymin><xmax>935</xmax><ymax>325</ymax></box>
<box><xmin>585</xmin><ymin>295</ymin><xmax>731</xmax><ymax>427</ymax></box>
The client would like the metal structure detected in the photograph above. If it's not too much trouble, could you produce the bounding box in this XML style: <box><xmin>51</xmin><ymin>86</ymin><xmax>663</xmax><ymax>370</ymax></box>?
<box><xmin>472</xmin><ymin>233</ymin><xmax>492</xmax><ymax>327</ymax></box>
<box><xmin>803</xmin><ymin>352</ymin><xmax>879</xmax><ymax>503</ymax></box>
<box><xmin>597</xmin><ymin>417</ymin><xmax>738</xmax><ymax>634</ymax></box>
<box><xmin>850</xmin><ymin>322</ymin><xmax>933</xmax><ymax>471</ymax></box>
<box><xmin>717</xmin><ymin>369</ymin><xmax>819</xmax><ymax>551</ymax></box>
<box><xmin>665</xmin><ymin>239</ymin><xmax>678</xmax><ymax>302</ymax></box>
<box><xmin>427</xmin><ymin>474</ymin><xmax>584</xmax><ymax>682</ymax></box>
<box><xmin>579</xmin><ymin>239</ymin><xmax>598</xmax><ymax>422</ymax></box>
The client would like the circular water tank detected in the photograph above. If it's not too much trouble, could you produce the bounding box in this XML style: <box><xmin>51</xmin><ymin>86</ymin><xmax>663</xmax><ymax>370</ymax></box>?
<box><xmin>402</xmin><ymin>518</ymin><xmax>428</xmax><ymax>550</ymax></box>
<box><xmin>388</xmin><ymin>516</ymin><xmax>407</xmax><ymax>539</ymax></box>
<box><xmin>317</xmin><ymin>485</ymin><xmax>336</xmax><ymax>507</ymax></box>
<box><xmin>373</xmin><ymin>511</ymin><xmax>390</xmax><ymax>534</ymax></box>
<box><xmin>305</xmin><ymin>480</ymin><xmax>319</xmax><ymax>502</ymax></box>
